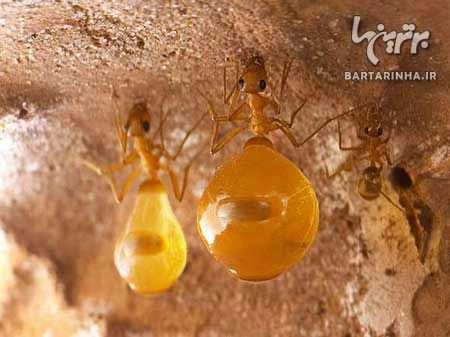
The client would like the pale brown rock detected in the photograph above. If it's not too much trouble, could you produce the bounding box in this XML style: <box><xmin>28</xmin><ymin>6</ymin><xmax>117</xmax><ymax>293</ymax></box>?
<box><xmin>0</xmin><ymin>1</ymin><xmax>449</xmax><ymax>337</ymax></box>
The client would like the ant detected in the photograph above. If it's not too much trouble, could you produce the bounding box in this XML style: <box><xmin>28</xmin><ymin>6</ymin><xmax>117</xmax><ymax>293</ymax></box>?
<box><xmin>199</xmin><ymin>56</ymin><xmax>347</xmax><ymax>154</ymax></box>
<box><xmin>82</xmin><ymin>88</ymin><xmax>207</xmax><ymax>204</ymax></box>
<box><xmin>325</xmin><ymin>100</ymin><xmax>402</xmax><ymax>210</ymax></box>
<box><xmin>81</xmin><ymin>88</ymin><xmax>207</xmax><ymax>293</ymax></box>
<box><xmin>389</xmin><ymin>166</ymin><xmax>448</xmax><ymax>264</ymax></box>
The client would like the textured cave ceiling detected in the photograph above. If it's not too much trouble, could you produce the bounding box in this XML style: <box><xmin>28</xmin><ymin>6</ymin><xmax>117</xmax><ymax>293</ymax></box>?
<box><xmin>0</xmin><ymin>1</ymin><xmax>449</xmax><ymax>337</ymax></box>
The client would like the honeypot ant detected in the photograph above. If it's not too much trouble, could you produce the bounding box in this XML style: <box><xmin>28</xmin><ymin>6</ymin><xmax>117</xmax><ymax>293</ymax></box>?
<box><xmin>325</xmin><ymin>100</ymin><xmax>402</xmax><ymax>210</ymax></box>
<box><xmin>82</xmin><ymin>88</ymin><xmax>207</xmax><ymax>203</ymax></box>
<box><xmin>199</xmin><ymin>56</ymin><xmax>348</xmax><ymax>154</ymax></box>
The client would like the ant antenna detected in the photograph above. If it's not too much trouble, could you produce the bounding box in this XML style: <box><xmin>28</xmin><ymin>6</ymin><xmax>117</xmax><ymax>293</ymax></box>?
<box><xmin>224</xmin><ymin>63</ymin><xmax>245</xmax><ymax>105</ymax></box>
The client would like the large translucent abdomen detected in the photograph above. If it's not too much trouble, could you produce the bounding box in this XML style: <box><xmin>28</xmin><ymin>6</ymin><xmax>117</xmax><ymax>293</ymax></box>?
<box><xmin>114</xmin><ymin>180</ymin><xmax>187</xmax><ymax>294</ymax></box>
<box><xmin>197</xmin><ymin>138</ymin><xmax>319</xmax><ymax>281</ymax></box>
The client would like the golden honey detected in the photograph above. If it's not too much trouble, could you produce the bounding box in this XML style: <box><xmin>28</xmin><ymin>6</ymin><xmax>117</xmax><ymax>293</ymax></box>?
<box><xmin>115</xmin><ymin>180</ymin><xmax>187</xmax><ymax>294</ymax></box>
<box><xmin>197</xmin><ymin>137</ymin><xmax>319</xmax><ymax>281</ymax></box>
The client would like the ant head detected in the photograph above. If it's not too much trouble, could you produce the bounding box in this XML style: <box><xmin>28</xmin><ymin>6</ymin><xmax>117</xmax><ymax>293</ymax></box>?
<box><xmin>358</xmin><ymin>166</ymin><xmax>382</xmax><ymax>200</ymax></box>
<box><xmin>237</xmin><ymin>56</ymin><xmax>268</xmax><ymax>94</ymax></box>
<box><xmin>361</xmin><ymin>122</ymin><xmax>384</xmax><ymax>139</ymax></box>
<box><xmin>359</xmin><ymin>103</ymin><xmax>384</xmax><ymax>139</ymax></box>
<box><xmin>125</xmin><ymin>101</ymin><xmax>151</xmax><ymax>137</ymax></box>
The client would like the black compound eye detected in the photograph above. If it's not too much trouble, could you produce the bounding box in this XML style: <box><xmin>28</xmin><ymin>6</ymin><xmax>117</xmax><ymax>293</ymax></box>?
<box><xmin>364</xmin><ymin>126</ymin><xmax>370</xmax><ymax>135</ymax></box>
<box><xmin>377</xmin><ymin>127</ymin><xmax>383</xmax><ymax>136</ymax></box>
<box><xmin>238</xmin><ymin>78</ymin><xmax>244</xmax><ymax>89</ymax></box>
<box><xmin>259</xmin><ymin>79</ymin><xmax>266</xmax><ymax>90</ymax></box>
<box><xmin>142</xmin><ymin>121</ymin><xmax>150</xmax><ymax>132</ymax></box>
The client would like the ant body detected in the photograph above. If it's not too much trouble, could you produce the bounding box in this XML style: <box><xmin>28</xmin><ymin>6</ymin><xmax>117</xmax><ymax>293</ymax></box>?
<box><xmin>82</xmin><ymin>88</ymin><xmax>206</xmax><ymax>294</ymax></box>
<box><xmin>83</xmin><ymin>88</ymin><xmax>206</xmax><ymax>203</ymax></box>
<box><xmin>201</xmin><ymin>56</ymin><xmax>347</xmax><ymax>154</ymax></box>
<box><xmin>326</xmin><ymin>101</ymin><xmax>401</xmax><ymax>209</ymax></box>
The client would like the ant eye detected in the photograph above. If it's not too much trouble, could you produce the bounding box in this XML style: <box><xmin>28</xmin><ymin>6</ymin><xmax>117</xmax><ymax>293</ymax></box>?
<box><xmin>238</xmin><ymin>78</ymin><xmax>244</xmax><ymax>89</ymax></box>
<box><xmin>377</xmin><ymin>127</ymin><xmax>383</xmax><ymax>136</ymax></box>
<box><xmin>142</xmin><ymin>121</ymin><xmax>150</xmax><ymax>132</ymax></box>
<box><xmin>259</xmin><ymin>79</ymin><xmax>266</xmax><ymax>91</ymax></box>
<box><xmin>364</xmin><ymin>127</ymin><xmax>370</xmax><ymax>135</ymax></box>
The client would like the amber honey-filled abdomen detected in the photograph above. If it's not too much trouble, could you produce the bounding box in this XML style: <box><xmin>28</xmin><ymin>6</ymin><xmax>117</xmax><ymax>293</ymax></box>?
<box><xmin>197</xmin><ymin>138</ymin><xmax>319</xmax><ymax>281</ymax></box>
<box><xmin>115</xmin><ymin>180</ymin><xmax>187</xmax><ymax>294</ymax></box>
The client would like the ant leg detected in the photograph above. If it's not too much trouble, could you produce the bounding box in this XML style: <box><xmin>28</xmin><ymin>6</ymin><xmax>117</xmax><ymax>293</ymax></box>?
<box><xmin>287</xmin><ymin>97</ymin><xmax>307</xmax><ymax>128</ymax></box>
<box><xmin>324</xmin><ymin>164</ymin><xmax>336</xmax><ymax>179</ymax></box>
<box><xmin>82</xmin><ymin>151</ymin><xmax>138</xmax><ymax>176</ymax></box>
<box><xmin>165</xmin><ymin>110</ymin><xmax>208</xmax><ymax>161</ymax></box>
<box><xmin>325</xmin><ymin>152</ymin><xmax>370</xmax><ymax>179</ymax></box>
<box><xmin>81</xmin><ymin>152</ymin><xmax>139</xmax><ymax>203</ymax></box>
<box><xmin>277</xmin><ymin>58</ymin><xmax>294</xmax><ymax>114</ymax></box>
<box><xmin>197</xmin><ymin>87</ymin><xmax>229</xmax><ymax>122</ymax></box>
<box><xmin>338</xmin><ymin>120</ymin><xmax>361</xmax><ymax>151</ymax></box>
<box><xmin>384</xmin><ymin>150</ymin><xmax>393</xmax><ymax>166</ymax></box>
<box><xmin>108</xmin><ymin>167</ymin><xmax>141</xmax><ymax>203</ymax></box>
<box><xmin>273</xmin><ymin>118</ymin><xmax>299</xmax><ymax>147</ymax></box>
<box><xmin>224</xmin><ymin>61</ymin><xmax>241</xmax><ymax>107</ymax></box>
<box><xmin>111</xmin><ymin>86</ymin><xmax>128</xmax><ymax>160</ymax></box>
<box><xmin>210</xmin><ymin>125</ymin><xmax>247</xmax><ymax>154</ymax></box>
<box><xmin>167</xmin><ymin>167</ymin><xmax>189</xmax><ymax>202</ymax></box>
<box><xmin>268</xmin><ymin>58</ymin><xmax>293</xmax><ymax>115</ymax></box>
<box><xmin>297</xmin><ymin>108</ymin><xmax>358</xmax><ymax>147</ymax></box>
<box><xmin>113</xmin><ymin>110</ymin><xmax>128</xmax><ymax>160</ymax></box>
<box><xmin>267</xmin><ymin>95</ymin><xmax>305</xmax><ymax>127</ymax></box>
<box><xmin>197</xmin><ymin>84</ymin><xmax>247</xmax><ymax>154</ymax></box>
<box><xmin>197</xmin><ymin>89</ymin><xmax>247</xmax><ymax>154</ymax></box>
<box><xmin>229</xmin><ymin>60</ymin><xmax>242</xmax><ymax>107</ymax></box>
<box><xmin>228</xmin><ymin>102</ymin><xmax>248</xmax><ymax>121</ymax></box>
<box><xmin>223</xmin><ymin>64</ymin><xmax>227</xmax><ymax>105</ymax></box>
<box><xmin>152</xmin><ymin>97</ymin><xmax>172</xmax><ymax>144</ymax></box>
<box><xmin>165</xmin><ymin>149</ymin><xmax>203</xmax><ymax>202</ymax></box>
<box><xmin>156</xmin><ymin>90</ymin><xmax>205</xmax><ymax>160</ymax></box>
<box><xmin>325</xmin><ymin>158</ymin><xmax>354</xmax><ymax>179</ymax></box>
<box><xmin>82</xmin><ymin>160</ymin><xmax>125</xmax><ymax>177</ymax></box>
<box><xmin>382</xmin><ymin>127</ymin><xmax>392</xmax><ymax>144</ymax></box>
<box><xmin>380</xmin><ymin>190</ymin><xmax>404</xmax><ymax>213</ymax></box>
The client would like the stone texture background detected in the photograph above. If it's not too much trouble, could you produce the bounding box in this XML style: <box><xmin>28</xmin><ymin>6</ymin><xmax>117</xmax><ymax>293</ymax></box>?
<box><xmin>0</xmin><ymin>1</ymin><xmax>449</xmax><ymax>336</ymax></box>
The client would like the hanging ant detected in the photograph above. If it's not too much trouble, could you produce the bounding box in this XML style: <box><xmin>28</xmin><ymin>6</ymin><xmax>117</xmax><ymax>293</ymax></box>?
<box><xmin>82</xmin><ymin>88</ymin><xmax>207</xmax><ymax>203</ymax></box>
<box><xmin>199</xmin><ymin>56</ymin><xmax>348</xmax><ymax>154</ymax></box>
<box><xmin>325</xmin><ymin>100</ymin><xmax>402</xmax><ymax>210</ymax></box>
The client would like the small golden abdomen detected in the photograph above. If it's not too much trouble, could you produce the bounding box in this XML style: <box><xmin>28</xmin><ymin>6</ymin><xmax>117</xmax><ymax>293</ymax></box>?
<box><xmin>115</xmin><ymin>180</ymin><xmax>187</xmax><ymax>294</ymax></box>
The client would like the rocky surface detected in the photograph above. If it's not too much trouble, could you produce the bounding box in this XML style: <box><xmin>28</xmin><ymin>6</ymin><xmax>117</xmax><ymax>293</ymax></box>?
<box><xmin>0</xmin><ymin>1</ymin><xmax>449</xmax><ymax>337</ymax></box>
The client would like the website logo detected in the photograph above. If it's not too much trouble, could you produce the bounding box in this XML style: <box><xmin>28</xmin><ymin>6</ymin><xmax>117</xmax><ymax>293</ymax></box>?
<box><xmin>351</xmin><ymin>15</ymin><xmax>430</xmax><ymax>66</ymax></box>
